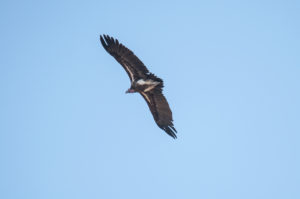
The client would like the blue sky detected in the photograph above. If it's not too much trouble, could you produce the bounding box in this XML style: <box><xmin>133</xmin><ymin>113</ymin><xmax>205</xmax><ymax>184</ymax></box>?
<box><xmin>0</xmin><ymin>0</ymin><xmax>299</xmax><ymax>198</ymax></box>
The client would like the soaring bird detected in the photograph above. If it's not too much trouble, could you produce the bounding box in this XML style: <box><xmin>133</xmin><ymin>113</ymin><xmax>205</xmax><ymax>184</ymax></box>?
<box><xmin>100</xmin><ymin>35</ymin><xmax>177</xmax><ymax>139</ymax></box>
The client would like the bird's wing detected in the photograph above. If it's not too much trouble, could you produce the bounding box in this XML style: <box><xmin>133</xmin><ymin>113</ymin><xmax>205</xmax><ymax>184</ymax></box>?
<box><xmin>140</xmin><ymin>91</ymin><xmax>177</xmax><ymax>138</ymax></box>
<box><xmin>100</xmin><ymin>35</ymin><xmax>149</xmax><ymax>82</ymax></box>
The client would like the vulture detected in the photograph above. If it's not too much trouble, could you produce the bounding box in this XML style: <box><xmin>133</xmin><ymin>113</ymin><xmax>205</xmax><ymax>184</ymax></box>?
<box><xmin>100</xmin><ymin>35</ymin><xmax>177</xmax><ymax>139</ymax></box>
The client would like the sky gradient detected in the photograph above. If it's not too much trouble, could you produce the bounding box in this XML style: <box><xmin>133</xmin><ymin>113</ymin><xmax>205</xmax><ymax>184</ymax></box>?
<box><xmin>0</xmin><ymin>0</ymin><xmax>299</xmax><ymax>198</ymax></box>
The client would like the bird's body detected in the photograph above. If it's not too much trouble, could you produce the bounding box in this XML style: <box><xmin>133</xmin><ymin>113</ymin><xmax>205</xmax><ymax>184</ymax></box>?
<box><xmin>128</xmin><ymin>79</ymin><xmax>161</xmax><ymax>93</ymax></box>
<box><xmin>100</xmin><ymin>35</ymin><xmax>177</xmax><ymax>138</ymax></box>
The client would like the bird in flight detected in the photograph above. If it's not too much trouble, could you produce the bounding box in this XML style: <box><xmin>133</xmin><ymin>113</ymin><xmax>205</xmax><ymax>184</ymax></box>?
<box><xmin>100</xmin><ymin>35</ymin><xmax>177</xmax><ymax>139</ymax></box>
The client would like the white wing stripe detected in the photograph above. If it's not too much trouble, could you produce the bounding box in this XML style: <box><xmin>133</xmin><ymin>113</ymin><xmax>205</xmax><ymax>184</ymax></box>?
<box><xmin>141</xmin><ymin>92</ymin><xmax>152</xmax><ymax>105</ymax></box>
<box><xmin>123</xmin><ymin>63</ymin><xmax>134</xmax><ymax>82</ymax></box>
<box><xmin>144</xmin><ymin>85</ymin><xmax>158</xmax><ymax>92</ymax></box>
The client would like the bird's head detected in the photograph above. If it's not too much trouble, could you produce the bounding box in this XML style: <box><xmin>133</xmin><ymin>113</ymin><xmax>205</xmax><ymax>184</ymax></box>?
<box><xmin>125</xmin><ymin>88</ymin><xmax>136</xmax><ymax>94</ymax></box>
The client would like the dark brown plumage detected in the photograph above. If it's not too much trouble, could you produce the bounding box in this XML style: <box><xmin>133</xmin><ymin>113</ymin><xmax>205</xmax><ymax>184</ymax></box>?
<box><xmin>100</xmin><ymin>35</ymin><xmax>177</xmax><ymax>138</ymax></box>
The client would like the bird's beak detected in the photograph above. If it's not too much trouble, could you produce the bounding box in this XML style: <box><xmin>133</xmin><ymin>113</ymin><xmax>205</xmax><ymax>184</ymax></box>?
<box><xmin>126</xmin><ymin>88</ymin><xmax>134</xmax><ymax>94</ymax></box>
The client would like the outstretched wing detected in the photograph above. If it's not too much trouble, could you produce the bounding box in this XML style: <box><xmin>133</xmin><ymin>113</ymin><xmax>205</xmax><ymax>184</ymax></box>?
<box><xmin>100</xmin><ymin>35</ymin><xmax>149</xmax><ymax>82</ymax></box>
<box><xmin>140</xmin><ymin>90</ymin><xmax>177</xmax><ymax>139</ymax></box>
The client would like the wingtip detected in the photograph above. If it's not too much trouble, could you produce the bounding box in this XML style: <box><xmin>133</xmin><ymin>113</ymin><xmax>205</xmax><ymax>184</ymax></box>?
<box><xmin>161</xmin><ymin>125</ymin><xmax>177</xmax><ymax>139</ymax></box>
<box><xmin>171</xmin><ymin>134</ymin><xmax>177</xmax><ymax>139</ymax></box>
<box><xmin>100</xmin><ymin>34</ymin><xmax>119</xmax><ymax>49</ymax></box>
<box><xmin>99</xmin><ymin>35</ymin><xmax>104</xmax><ymax>42</ymax></box>
<box><xmin>99</xmin><ymin>34</ymin><xmax>107</xmax><ymax>41</ymax></box>
<box><xmin>100</xmin><ymin>35</ymin><xmax>108</xmax><ymax>50</ymax></box>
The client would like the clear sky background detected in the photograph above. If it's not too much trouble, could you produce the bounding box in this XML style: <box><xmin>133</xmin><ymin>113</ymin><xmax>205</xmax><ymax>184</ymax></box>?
<box><xmin>0</xmin><ymin>0</ymin><xmax>299</xmax><ymax>199</ymax></box>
